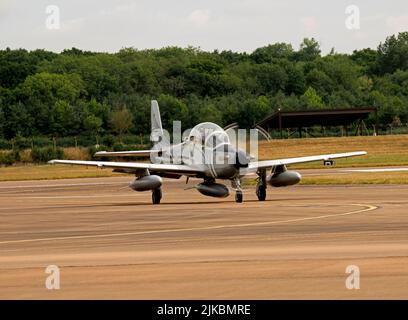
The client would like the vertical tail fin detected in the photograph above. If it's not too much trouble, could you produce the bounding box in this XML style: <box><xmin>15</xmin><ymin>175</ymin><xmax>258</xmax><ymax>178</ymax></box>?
<box><xmin>151</xmin><ymin>100</ymin><xmax>163</xmax><ymax>133</ymax></box>
<box><xmin>151</xmin><ymin>100</ymin><xmax>169</xmax><ymax>146</ymax></box>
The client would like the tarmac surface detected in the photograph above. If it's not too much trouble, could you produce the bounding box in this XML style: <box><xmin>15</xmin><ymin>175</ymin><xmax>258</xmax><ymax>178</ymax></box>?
<box><xmin>0</xmin><ymin>172</ymin><xmax>407</xmax><ymax>299</ymax></box>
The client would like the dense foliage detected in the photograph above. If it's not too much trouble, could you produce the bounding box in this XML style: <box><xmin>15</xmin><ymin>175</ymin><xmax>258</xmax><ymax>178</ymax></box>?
<box><xmin>1</xmin><ymin>33</ymin><xmax>408</xmax><ymax>142</ymax></box>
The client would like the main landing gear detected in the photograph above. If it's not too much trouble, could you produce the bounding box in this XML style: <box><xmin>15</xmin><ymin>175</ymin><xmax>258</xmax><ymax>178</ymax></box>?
<box><xmin>256</xmin><ymin>169</ymin><xmax>267</xmax><ymax>201</ymax></box>
<box><xmin>152</xmin><ymin>187</ymin><xmax>162</xmax><ymax>204</ymax></box>
<box><xmin>256</xmin><ymin>184</ymin><xmax>266</xmax><ymax>201</ymax></box>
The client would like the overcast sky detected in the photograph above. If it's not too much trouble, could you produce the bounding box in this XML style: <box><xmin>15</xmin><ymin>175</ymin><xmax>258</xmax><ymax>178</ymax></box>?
<box><xmin>0</xmin><ymin>0</ymin><xmax>407</xmax><ymax>54</ymax></box>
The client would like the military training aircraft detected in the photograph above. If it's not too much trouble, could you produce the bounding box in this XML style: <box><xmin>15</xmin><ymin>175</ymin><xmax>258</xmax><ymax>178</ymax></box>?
<box><xmin>49</xmin><ymin>100</ymin><xmax>367</xmax><ymax>204</ymax></box>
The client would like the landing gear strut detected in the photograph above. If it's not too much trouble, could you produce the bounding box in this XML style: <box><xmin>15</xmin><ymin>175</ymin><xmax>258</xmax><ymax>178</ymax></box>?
<box><xmin>152</xmin><ymin>187</ymin><xmax>162</xmax><ymax>204</ymax></box>
<box><xmin>231</xmin><ymin>178</ymin><xmax>243</xmax><ymax>203</ymax></box>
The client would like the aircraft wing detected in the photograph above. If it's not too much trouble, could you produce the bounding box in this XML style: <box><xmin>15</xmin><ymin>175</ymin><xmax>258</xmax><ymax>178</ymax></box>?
<box><xmin>245</xmin><ymin>151</ymin><xmax>367</xmax><ymax>172</ymax></box>
<box><xmin>94</xmin><ymin>150</ymin><xmax>156</xmax><ymax>157</ymax></box>
<box><xmin>48</xmin><ymin>160</ymin><xmax>202</xmax><ymax>176</ymax></box>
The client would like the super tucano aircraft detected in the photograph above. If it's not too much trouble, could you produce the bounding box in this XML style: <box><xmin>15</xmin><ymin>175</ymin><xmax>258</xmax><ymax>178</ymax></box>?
<box><xmin>49</xmin><ymin>101</ymin><xmax>367</xmax><ymax>204</ymax></box>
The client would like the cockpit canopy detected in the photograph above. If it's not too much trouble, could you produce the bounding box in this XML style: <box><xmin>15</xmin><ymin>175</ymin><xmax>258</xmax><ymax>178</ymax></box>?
<box><xmin>186</xmin><ymin>122</ymin><xmax>230</xmax><ymax>149</ymax></box>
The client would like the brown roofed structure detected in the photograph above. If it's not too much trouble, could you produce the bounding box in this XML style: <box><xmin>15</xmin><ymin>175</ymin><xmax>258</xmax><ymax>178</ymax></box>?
<box><xmin>256</xmin><ymin>108</ymin><xmax>378</xmax><ymax>138</ymax></box>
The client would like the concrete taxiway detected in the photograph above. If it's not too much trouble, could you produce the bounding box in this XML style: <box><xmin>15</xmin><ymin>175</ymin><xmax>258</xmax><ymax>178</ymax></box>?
<box><xmin>0</xmin><ymin>173</ymin><xmax>407</xmax><ymax>299</ymax></box>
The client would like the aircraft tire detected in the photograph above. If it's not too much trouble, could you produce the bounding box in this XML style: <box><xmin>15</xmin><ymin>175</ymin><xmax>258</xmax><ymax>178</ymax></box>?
<box><xmin>152</xmin><ymin>188</ymin><xmax>162</xmax><ymax>204</ymax></box>
<box><xmin>256</xmin><ymin>185</ymin><xmax>266</xmax><ymax>201</ymax></box>
<box><xmin>235</xmin><ymin>190</ymin><xmax>243</xmax><ymax>203</ymax></box>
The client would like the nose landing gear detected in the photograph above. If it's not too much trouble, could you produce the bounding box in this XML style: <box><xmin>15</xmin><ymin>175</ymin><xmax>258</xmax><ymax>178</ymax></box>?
<box><xmin>231</xmin><ymin>178</ymin><xmax>243</xmax><ymax>203</ymax></box>
<box><xmin>235</xmin><ymin>190</ymin><xmax>243</xmax><ymax>203</ymax></box>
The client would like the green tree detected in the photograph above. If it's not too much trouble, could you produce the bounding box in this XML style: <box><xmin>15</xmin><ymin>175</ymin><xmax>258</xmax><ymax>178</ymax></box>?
<box><xmin>295</xmin><ymin>38</ymin><xmax>321</xmax><ymax>61</ymax></box>
<box><xmin>302</xmin><ymin>87</ymin><xmax>324</xmax><ymax>109</ymax></box>
<box><xmin>110</xmin><ymin>107</ymin><xmax>134</xmax><ymax>138</ymax></box>
<box><xmin>0</xmin><ymin>49</ymin><xmax>38</xmax><ymax>88</ymax></box>
<box><xmin>84</xmin><ymin>114</ymin><xmax>103</xmax><ymax>137</ymax></box>
<box><xmin>18</xmin><ymin>72</ymin><xmax>84</xmax><ymax>135</ymax></box>
<box><xmin>351</xmin><ymin>48</ymin><xmax>378</xmax><ymax>75</ymax></box>
<box><xmin>0</xmin><ymin>35</ymin><xmax>408</xmax><ymax>141</ymax></box>
<box><xmin>285</xmin><ymin>65</ymin><xmax>306</xmax><ymax>95</ymax></box>
<box><xmin>305</xmin><ymin>69</ymin><xmax>333</xmax><ymax>95</ymax></box>
<box><xmin>254</xmin><ymin>64</ymin><xmax>288</xmax><ymax>94</ymax></box>
<box><xmin>183</xmin><ymin>58</ymin><xmax>227</xmax><ymax>96</ymax></box>
<box><xmin>251</xmin><ymin>43</ymin><xmax>294</xmax><ymax>63</ymax></box>
<box><xmin>378</xmin><ymin>32</ymin><xmax>408</xmax><ymax>74</ymax></box>
<box><xmin>157</xmin><ymin>94</ymin><xmax>189</xmax><ymax>129</ymax></box>
<box><xmin>196</xmin><ymin>102</ymin><xmax>223</xmax><ymax>125</ymax></box>
<box><xmin>3</xmin><ymin>102</ymin><xmax>35</xmax><ymax>138</ymax></box>
<box><xmin>0</xmin><ymin>105</ymin><xmax>4</xmax><ymax>138</ymax></box>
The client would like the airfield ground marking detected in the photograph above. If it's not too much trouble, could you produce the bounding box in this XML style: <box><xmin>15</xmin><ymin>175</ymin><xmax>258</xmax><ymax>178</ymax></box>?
<box><xmin>0</xmin><ymin>204</ymin><xmax>378</xmax><ymax>246</ymax></box>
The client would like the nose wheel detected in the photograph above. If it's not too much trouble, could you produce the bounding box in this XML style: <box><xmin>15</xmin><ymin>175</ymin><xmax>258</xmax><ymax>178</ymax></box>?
<box><xmin>235</xmin><ymin>190</ymin><xmax>243</xmax><ymax>203</ymax></box>
<box><xmin>152</xmin><ymin>188</ymin><xmax>162</xmax><ymax>204</ymax></box>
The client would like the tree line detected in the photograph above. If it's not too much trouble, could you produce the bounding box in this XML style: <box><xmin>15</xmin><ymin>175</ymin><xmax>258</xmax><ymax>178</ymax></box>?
<box><xmin>1</xmin><ymin>32</ymin><xmax>408</xmax><ymax>142</ymax></box>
